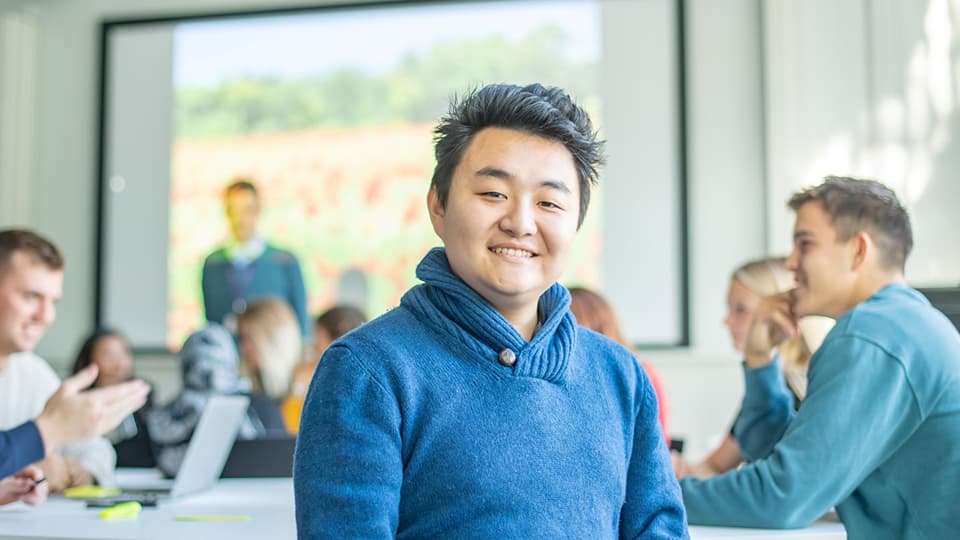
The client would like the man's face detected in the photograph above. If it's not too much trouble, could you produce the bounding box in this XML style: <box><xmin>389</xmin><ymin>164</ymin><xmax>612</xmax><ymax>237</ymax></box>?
<box><xmin>225</xmin><ymin>189</ymin><xmax>260</xmax><ymax>242</ymax></box>
<box><xmin>786</xmin><ymin>201</ymin><xmax>858</xmax><ymax>318</ymax></box>
<box><xmin>428</xmin><ymin>127</ymin><xmax>580</xmax><ymax>317</ymax></box>
<box><xmin>0</xmin><ymin>252</ymin><xmax>63</xmax><ymax>356</ymax></box>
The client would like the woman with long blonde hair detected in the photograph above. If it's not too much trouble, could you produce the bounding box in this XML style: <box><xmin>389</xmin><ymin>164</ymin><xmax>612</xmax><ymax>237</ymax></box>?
<box><xmin>237</xmin><ymin>297</ymin><xmax>302</xmax><ymax>401</ymax></box>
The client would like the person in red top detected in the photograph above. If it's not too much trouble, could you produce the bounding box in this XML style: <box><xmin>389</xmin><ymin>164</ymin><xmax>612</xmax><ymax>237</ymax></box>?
<box><xmin>568</xmin><ymin>286</ymin><xmax>670</xmax><ymax>441</ymax></box>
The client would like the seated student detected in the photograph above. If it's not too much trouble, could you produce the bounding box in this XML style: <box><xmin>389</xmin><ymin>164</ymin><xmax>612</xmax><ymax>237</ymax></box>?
<box><xmin>567</xmin><ymin>286</ymin><xmax>671</xmax><ymax>441</ymax></box>
<box><xmin>236</xmin><ymin>297</ymin><xmax>301</xmax><ymax>403</ymax></box>
<box><xmin>672</xmin><ymin>257</ymin><xmax>833</xmax><ymax>479</ymax></box>
<box><xmin>681</xmin><ymin>176</ymin><xmax>960</xmax><ymax>539</ymax></box>
<box><xmin>294</xmin><ymin>83</ymin><xmax>687</xmax><ymax>538</ymax></box>
<box><xmin>0</xmin><ymin>229</ymin><xmax>123</xmax><ymax>491</ymax></box>
<box><xmin>281</xmin><ymin>304</ymin><xmax>367</xmax><ymax>433</ymax></box>
<box><xmin>71</xmin><ymin>328</ymin><xmax>156</xmax><ymax>467</ymax></box>
<box><xmin>147</xmin><ymin>323</ymin><xmax>284</xmax><ymax>476</ymax></box>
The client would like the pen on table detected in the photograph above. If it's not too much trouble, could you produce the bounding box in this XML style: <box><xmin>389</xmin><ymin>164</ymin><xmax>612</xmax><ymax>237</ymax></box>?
<box><xmin>29</xmin><ymin>476</ymin><xmax>47</xmax><ymax>491</ymax></box>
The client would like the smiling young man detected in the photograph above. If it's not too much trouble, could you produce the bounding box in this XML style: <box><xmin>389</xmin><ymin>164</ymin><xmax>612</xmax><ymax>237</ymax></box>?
<box><xmin>681</xmin><ymin>177</ymin><xmax>960</xmax><ymax>539</ymax></box>
<box><xmin>0</xmin><ymin>229</ymin><xmax>149</xmax><ymax>496</ymax></box>
<box><xmin>294</xmin><ymin>84</ymin><xmax>687</xmax><ymax>539</ymax></box>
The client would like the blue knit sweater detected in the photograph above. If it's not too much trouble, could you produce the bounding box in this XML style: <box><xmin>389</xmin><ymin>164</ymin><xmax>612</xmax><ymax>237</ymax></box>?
<box><xmin>682</xmin><ymin>284</ymin><xmax>960</xmax><ymax>539</ymax></box>
<box><xmin>294</xmin><ymin>248</ymin><xmax>687</xmax><ymax>539</ymax></box>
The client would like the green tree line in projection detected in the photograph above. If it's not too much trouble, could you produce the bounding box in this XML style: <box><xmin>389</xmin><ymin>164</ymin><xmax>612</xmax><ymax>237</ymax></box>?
<box><xmin>176</xmin><ymin>25</ymin><xmax>599</xmax><ymax>138</ymax></box>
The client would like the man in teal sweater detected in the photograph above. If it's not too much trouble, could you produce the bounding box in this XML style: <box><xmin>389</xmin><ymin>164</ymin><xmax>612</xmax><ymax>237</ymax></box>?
<box><xmin>681</xmin><ymin>176</ymin><xmax>960</xmax><ymax>539</ymax></box>
<box><xmin>201</xmin><ymin>180</ymin><xmax>309</xmax><ymax>338</ymax></box>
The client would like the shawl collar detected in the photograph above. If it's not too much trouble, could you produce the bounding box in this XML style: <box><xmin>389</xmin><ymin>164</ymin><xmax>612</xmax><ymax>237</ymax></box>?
<box><xmin>401</xmin><ymin>248</ymin><xmax>576</xmax><ymax>383</ymax></box>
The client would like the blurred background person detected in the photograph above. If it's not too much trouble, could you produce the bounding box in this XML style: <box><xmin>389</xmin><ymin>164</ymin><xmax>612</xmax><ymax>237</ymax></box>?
<box><xmin>147</xmin><ymin>323</ymin><xmax>285</xmax><ymax>477</ymax></box>
<box><xmin>0</xmin><ymin>229</ymin><xmax>118</xmax><ymax>492</ymax></box>
<box><xmin>237</xmin><ymin>297</ymin><xmax>301</xmax><ymax>401</ymax></box>
<box><xmin>672</xmin><ymin>257</ymin><xmax>833</xmax><ymax>480</ymax></box>
<box><xmin>201</xmin><ymin>179</ymin><xmax>309</xmax><ymax>340</ymax></box>
<box><xmin>568</xmin><ymin>286</ymin><xmax>670</xmax><ymax>441</ymax></box>
<box><xmin>71</xmin><ymin>328</ymin><xmax>155</xmax><ymax>467</ymax></box>
<box><xmin>281</xmin><ymin>305</ymin><xmax>367</xmax><ymax>433</ymax></box>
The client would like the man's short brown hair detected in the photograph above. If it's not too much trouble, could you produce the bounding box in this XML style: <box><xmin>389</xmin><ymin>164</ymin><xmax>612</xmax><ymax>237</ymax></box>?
<box><xmin>0</xmin><ymin>229</ymin><xmax>64</xmax><ymax>277</ymax></box>
<box><xmin>225</xmin><ymin>179</ymin><xmax>258</xmax><ymax>198</ymax></box>
<box><xmin>788</xmin><ymin>176</ymin><xmax>913</xmax><ymax>271</ymax></box>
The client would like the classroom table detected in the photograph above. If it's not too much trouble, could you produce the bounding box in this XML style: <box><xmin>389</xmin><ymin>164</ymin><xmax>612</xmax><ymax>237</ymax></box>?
<box><xmin>0</xmin><ymin>472</ymin><xmax>846</xmax><ymax>539</ymax></box>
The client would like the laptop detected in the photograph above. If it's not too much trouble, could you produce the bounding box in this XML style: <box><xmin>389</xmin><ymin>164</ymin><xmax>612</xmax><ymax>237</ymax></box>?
<box><xmin>117</xmin><ymin>395</ymin><xmax>250</xmax><ymax>498</ymax></box>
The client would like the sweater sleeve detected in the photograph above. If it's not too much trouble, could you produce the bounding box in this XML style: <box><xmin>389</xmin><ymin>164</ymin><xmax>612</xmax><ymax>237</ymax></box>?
<box><xmin>733</xmin><ymin>355</ymin><xmax>796</xmax><ymax>461</ymax></box>
<box><xmin>619</xmin><ymin>373</ymin><xmax>689</xmax><ymax>539</ymax></box>
<box><xmin>60</xmin><ymin>437</ymin><xmax>117</xmax><ymax>487</ymax></box>
<box><xmin>682</xmin><ymin>336</ymin><xmax>923</xmax><ymax>528</ymax></box>
<box><xmin>293</xmin><ymin>344</ymin><xmax>403</xmax><ymax>539</ymax></box>
<box><xmin>0</xmin><ymin>421</ymin><xmax>45</xmax><ymax>479</ymax></box>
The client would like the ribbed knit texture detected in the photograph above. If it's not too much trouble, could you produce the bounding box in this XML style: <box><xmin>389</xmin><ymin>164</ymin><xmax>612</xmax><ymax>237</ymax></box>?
<box><xmin>294</xmin><ymin>248</ymin><xmax>687</xmax><ymax>539</ymax></box>
<box><xmin>408</xmin><ymin>248</ymin><xmax>575</xmax><ymax>383</ymax></box>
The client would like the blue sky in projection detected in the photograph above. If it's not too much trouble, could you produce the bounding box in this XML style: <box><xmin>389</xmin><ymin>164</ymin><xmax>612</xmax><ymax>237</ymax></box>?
<box><xmin>174</xmin><ymin>0</ymin><xmax>600</xmax><ymax>88</ymax></box>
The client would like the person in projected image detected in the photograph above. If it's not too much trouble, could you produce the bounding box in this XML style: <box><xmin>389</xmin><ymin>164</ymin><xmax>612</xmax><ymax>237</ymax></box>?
<box><xmin>681</xmin><ymin>177</ymin><xmax>960</xmax><ymax>539</ymax></box>
<box><xmin>201</xmin><ymin>179</ymin><xmax>309</xmax><ymax>341</ymax></box>
<box><xmin>71</xmin><ymin>328</ymin><xmax>156</xmax><ymax>468</ymax></box>
<box><xmin>0</xmin><ymin>229</ymin><xmax>149</xmax><ymax>496</ymax></box>
<box><xmin>293</xmin><ymin>83</ymin><xmax>687</xmax><ymax>538</ymax></box>
<box><xmin>671</xmin><ymin>257</ymin><xmax>833</xmax><ymax>480</ymax></box>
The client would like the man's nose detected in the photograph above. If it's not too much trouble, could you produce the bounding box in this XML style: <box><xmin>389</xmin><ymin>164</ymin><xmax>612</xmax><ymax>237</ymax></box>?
<box><xmin>34</xmin><ymin>299</ymin><xmax>56</xmax><ymax>326</ymax></box>
<box><xmin>499</xmin><ymin>200</ymin><xmax>537</xmax><ymax>236</ymax></box>
<box><xmin>785</xmin><ymin>248</ymin><xmax>800</xmax><ymax>271</ymax></box>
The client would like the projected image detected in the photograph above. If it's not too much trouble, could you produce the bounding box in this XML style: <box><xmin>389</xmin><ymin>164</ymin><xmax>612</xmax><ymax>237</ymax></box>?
<box><xmin>167</xmin><ymin>1</ymin><xmax>604</xmax><ymax>348</ymax></box>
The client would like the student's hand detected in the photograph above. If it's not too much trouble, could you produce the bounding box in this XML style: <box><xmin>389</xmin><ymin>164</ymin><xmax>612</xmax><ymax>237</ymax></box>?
<box><xmin>35</xmin><ymin>365</ymin><xmax>149</xmax><ymax>455</ymax></box>
<box><xmin>36</xmin><ymin>454</ymin><xmax>70</xmax><ymax>494</ymax></box>
<box><xmin>671</xmin><ymin>451</ymin><xmax>692</xmax><ymax>480</ymax></box>
<box><xmin>743</xmin><ymin>291</ymin><xmax>799</xmax><ymax>368</ymax></box>
<box><xmin>0</xmin><ymin>465</ymin><xmax>48</xmax><ymax>506</ymax></box>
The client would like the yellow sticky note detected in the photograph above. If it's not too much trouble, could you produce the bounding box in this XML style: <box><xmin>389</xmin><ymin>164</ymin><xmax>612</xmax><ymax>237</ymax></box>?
<box><xmin>100</xmin><ymin>501</ymin><xmax>142</xmax><ymax>520</ymax></box>
<box><xmin>63</xmin><ymin>485</ymin><xmax>121</xmax><ymax>499</ymax></box>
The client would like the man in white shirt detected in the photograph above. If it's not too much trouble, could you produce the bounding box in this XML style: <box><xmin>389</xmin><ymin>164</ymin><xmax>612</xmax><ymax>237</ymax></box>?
<box><xmin>0</xmin><ymin>229</ymin><xmax>144</xmax><ymax>493</ymax></box>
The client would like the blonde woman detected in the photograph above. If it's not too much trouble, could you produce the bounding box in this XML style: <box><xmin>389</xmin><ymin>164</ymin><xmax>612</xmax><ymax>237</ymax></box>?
<box><xmin>237</xmin><ymin>297</ymin><xmax>302</xmax><ymax>401</ymax></box>
<box><xmin>673</xmin><ymin>257</ymin><xmax>834</xmax><ymax>479</ymax></box>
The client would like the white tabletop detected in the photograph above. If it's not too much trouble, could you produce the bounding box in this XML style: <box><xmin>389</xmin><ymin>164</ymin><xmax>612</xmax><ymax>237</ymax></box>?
<box><xmin>690</xmin><ymin>520</ymin><xmax>846</xmax><ymax>539</ymax></box>
<box><xmin>0</xmin><ymin>477</ymin><xmax>295</xmax><ymax>540</ymax></box>
<box><xmin>0</xmin><ymin>471</ymin><xmax>845</xmax><ymax>540</ymax></box>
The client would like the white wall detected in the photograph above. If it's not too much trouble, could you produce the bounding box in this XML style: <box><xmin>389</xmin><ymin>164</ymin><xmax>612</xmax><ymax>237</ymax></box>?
<box><xmin>0</xmin><ymin>7</ymin><xmax>37</xmax><ymax>227</ymax></box>
<box><xmin>764</xmin><ymin>0</ymin><xmax>960</xmax><ymax>286</ymax></box>
<box><xmin>6</xmin><ymin>0</ymin><xmax>768</xmax><ymax>459</ymax></box>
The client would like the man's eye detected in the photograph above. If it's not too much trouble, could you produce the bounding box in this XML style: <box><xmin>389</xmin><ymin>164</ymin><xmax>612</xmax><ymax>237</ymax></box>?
<box><xmin>539</xmin><ymin>201</ymin><xmax>562</xmax><ymax>210</ymax></box>
<box><xmin>481</xmin><ymin>192</ymin><xmax>506</xmax><ymax>199</ymax></box>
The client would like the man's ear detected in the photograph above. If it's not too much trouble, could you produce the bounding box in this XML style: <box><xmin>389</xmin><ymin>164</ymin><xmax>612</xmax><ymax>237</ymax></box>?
<box><xmin>427</xmin><ymin>187</ymin><xmax>445</xmax><ymax>238</ymax></box>
<box><xmin>850</xmin><ymin>230</ymin><xmax>873</xmax><ymax>271</ymax></box>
